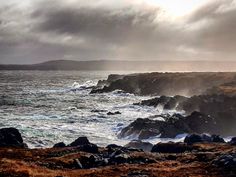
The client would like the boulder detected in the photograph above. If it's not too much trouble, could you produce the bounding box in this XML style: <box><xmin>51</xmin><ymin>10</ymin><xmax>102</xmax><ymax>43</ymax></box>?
<box><xmin>211</xmin><ymin>135</ymin><xmax>225</xmax><ymax>143</ymax></box>
<box><xmin>118</xmin><ymin>118</ymin><xmax>163</xmax><ymax>140</ymax></box>
<box><xmin>68</xmin><ymin>137</ymin><xmax>98</xmax><ymax>153</ymax></box>
<box><xmin>184</xmin><ymin>134</ymin><xmax>204</xmax><ymax>145</ymax></box>
<box><xmin>107</xmin><ymin>111</ymin><xmax>121</xmax><ymax>115</ymax></box>
<box><xmin>0</xmin><ymin>127</ymin><xmax>27</xmax><ymax>148</ymax></box>
<box><xmin>151</xmin><ymin>142</ymin><xmax>193</xmax><ymax>153</ymax></box>
<box><xmin>125</xmin><ymin>140</ymin><xmax>153</xmax><ymax>152</ymax></box>
<box><xmin>53</xmin><ymin>142</ymin><xmax>66</xmax><ymax>148</ymax></box>
<box><xmin>78</xmin><ymin>144</ymin><xmax>99</xmax><ymax>153</ymax></box>
<box><xmin>229</xmin><ymin>137</ymin><xmax>236</xmax><ymax>145</ymax></box>
<box><xmin>69</xmin><ymin>137</ymin><xmax>90</xmax><ymax>147</ymax></box>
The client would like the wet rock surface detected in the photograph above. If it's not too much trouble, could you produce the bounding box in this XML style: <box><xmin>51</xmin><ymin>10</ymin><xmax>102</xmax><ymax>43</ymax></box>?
<box><xmin>0</xmin><ymin>127</ymin><xmax>27</xmax><ymax>148</ymax></box>
<box><xmin>134</xmin><ymin>94</ymin><xmax>236</xmax><ymax>137</ymax></box>
<box><xmin>125</xmin><ymin>140</ymin><xmax>153</xmax><ymax>152</ymax></box>
<box><xmin>118</xmin><ymin>112</ymin><xmax>219</xmax><ymax>140</ymax></box>
<box><xmin>91</xmin><ymin>72</ymin><xmax>236</xmax><ymax>96</ymax></box>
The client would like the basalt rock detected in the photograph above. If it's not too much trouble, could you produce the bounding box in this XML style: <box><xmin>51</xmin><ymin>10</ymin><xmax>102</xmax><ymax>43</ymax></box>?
<box><xmin>151</xmin><ymin>142</ymin><xmax>193</xmax><ymax>153</ymax></box>
<box><xmin>212</xmin><ymin>153</ymin><xmax>236</xmax><ymax>172</ymax></box>
<box><xmin>69</xmin><ymin>137</ymin><xmax>90</xmax><ymax>147</ymax></box>
<box><xmin>184</xmin><ymin>134</ymin><xmax>225</xmax><ymax>145</ymax></box>
<box><xmin>68</xmin><ymin>137</ymin><xmax>99</xmax><ymax>153</ymax></box>
<box><xmin>0</xmin><ymin>127</ymin><xmax>27</xmax><ymax>148</ymax></box>
<box><xmin>53</xmin><ymin>142</ymin><xmax>66</xmax><ymax>148</ymax></box>
<box><xmin>134</xmin><ymin>95</ymin><xmax>188</xmax><ymax>110</ymax></box>
<box><xmin>125</xmin><ymin>140</ymin><xmax>153</xmax><ymax>152</ymax></box>
<box><xmin>229</xmin><ymin>137</ymin><xmax>236</xmax><ymax>145</ymax></box>
<box><xmin>91</xmin><ymin>72</ymin><xmax>236</xmax><ymax>96</ymax></box>
<box><xmin>119</xmin><ymin>112</ymin><xmax>219</xmax><ymax>140</ymax></box>
<box><xmin>179</xmin><ymin>94</ymin><xmax>236</xmax><ymax>136</ymax></box>
<box><xmin>107</xmin><ymin>111</ymin><xmax>121</xmax><ymax>115</ymax></box>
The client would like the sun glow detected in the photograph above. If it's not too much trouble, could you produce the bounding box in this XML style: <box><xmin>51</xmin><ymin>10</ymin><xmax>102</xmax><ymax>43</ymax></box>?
<box><xmin>146</xmin><ymin>0</ymin><xmax>208</xmax><ymax>18</ymax></box>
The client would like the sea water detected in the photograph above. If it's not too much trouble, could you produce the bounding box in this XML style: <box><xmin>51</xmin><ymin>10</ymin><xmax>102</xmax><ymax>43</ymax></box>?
<box><xmin>0</xmin><ymin>70</ymin><xmax>185</xmax><ymax>148</ymax></box>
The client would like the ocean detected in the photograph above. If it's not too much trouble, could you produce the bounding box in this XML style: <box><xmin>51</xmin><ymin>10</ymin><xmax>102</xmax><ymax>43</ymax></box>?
<box><xmin>0</xmin><ymin>70</ymin><xmax>186</xmax><ymax>148</ymax></box>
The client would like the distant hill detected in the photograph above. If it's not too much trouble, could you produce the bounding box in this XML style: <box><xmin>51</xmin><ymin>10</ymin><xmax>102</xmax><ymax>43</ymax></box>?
<box><xmin>0</xmin><ymin>60</ymin><xmax>236</xmax><ymax>71</ymax></box>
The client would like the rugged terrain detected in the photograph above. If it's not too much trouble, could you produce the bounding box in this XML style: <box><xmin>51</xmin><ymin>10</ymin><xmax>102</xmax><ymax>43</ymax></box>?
<box><xmin>2</xmin><ymin>72</ymin><xmax>236</xmax><ymax>176</ymax></box>
<box><xmin>91</xmin><ymin>72</ymin><xmax>236</xmax><ymax>96</ymax></box>
<box><xmin>0</xmin><ymin>127</ymin><xmax>236</xmax><ymax>177</ymax></box>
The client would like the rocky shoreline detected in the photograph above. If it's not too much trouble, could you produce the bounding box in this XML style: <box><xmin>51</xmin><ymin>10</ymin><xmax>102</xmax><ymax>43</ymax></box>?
<box><xmin>1</xmin><ymin>72</ymin><xmax>236</xmax><ymax>176</ymax></box>
<box><xmin>91</xmin><ymin>72</ymin><xmax>236</xmax><ymax>96</ymax></box>
<box><xmin>91</xmin><ymin>72</ymin><xmax>236</xmax><ymax>139</ymax></box>
<box><xmin>0</xmin><ymin>127</ymin><xmax>236</xmax><ymax>177</ymax></box>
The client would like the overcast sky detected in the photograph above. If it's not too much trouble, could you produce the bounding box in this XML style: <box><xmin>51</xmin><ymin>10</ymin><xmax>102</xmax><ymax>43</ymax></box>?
<box><xmin>0</xmin><ymin>0</ymin><xmax>235</xmax><ymax>64</ymax></box>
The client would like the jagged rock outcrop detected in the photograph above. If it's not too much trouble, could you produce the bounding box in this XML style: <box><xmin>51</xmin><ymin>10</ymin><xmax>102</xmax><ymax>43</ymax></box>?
<box><xmin>135</xmin><ymin>94</ymin><xmax>236</xmax><ymax>136</ymax></box>
<box><xmin>134</xmin><ymin>95</ymin><xmax>188</xmax><ymax>109</ymax></box>
<box><xmin>178</xmin><ymin>94</ymin><xmax>236</xmax><ymax>135</ymax></box>
<box><xmin>118</xmin><ymin>112</ymin><xmax>219</xmax><ymax>140</ymax></box>
<box><xmin>91</xmin><ymin>72</ymin><xmax>236</xmax><ymax>96</ymax></box>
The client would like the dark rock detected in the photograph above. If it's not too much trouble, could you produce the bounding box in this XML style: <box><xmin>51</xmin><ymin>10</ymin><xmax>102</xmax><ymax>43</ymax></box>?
<box><xmin>107</xmin><ymin>111</ymin><xmax>121</xmax><ymax>115</ymax></box>
<box><xmin>212</xmin><ymin>153</ymin><xmax>236</xmax><ymax>171</ymax></box>
<box><xmin>0</xmin><ymin>127</ymin><xmax>27</xmax><ymax>148</ymax></box>
<box><xmin>184</xmin><ymin>134</ymin><xmax>204</xmax><ymax>145</ymax></box>
<box><xmin>118</xmin><ymin>118</ymin><xmax>163</xmax><ymax>140</ymax></box>
<box><xmin>184</xmin><ymin>134</ymin><xmax>216</xmax><ymax>145</ymax></box>
<box><xmin>78</xmin><ymin>143</ymin><xmax>99</xmax><ymax>153</ymax></box>
<box><xmin>73</xmin><ymin>159</ymin><xmax>83</xmax><ymax>169</ymax></box>
<box><xmin>119</xmin><ymin>111</ymin><xmax>218</xmax><ymax>140</ymax></box>
<box><xmin>151</xmin><ymin>142</ymin><xmax>193</xmax><ymax>153</ymax></box>
<box><xmin>138</xmin><ymin>129</ymin><xmax>160</xmax><ymax>139</ymax></box>
<box><xmin>229</xmin><ymin>137</ymin><xmax>236</xmax><ymax>145</ymax></box>
<box><xmin>134</xmin><ymin>96</ymin><xmax>170</xmax><ymax>107</ymax></box>
<box><xmin>183</xmin><ymin>112</ymin><xmax>218</xmax><ymax>135</ymax></box>
<box><xmin>184</xmin><ymin>134</ymin><xmax>225</xmax><ymax>145</ymax></box>
<box><xmin>135</xmin><ymin>95</ymin><xmax>188</xmax><ymax>110</ymax></box>
<box><xmin>69</xmin><ymin>137</ymin><xmax>90</xmax><ymax>147</ymax></box>
<box><xmin>211</xmin><ymin>135</ymin><xmax>225</xmax><ymax>143</ymax></box>
<box><xmin>91</xmin><ymin>72</ymin><xmax>236</xmax><ymax>96</ymax></box>
<box><xmin>179</xmin><ymin>94</ymin><xmax>236</xmax><ymax>136</ymax></box>
<box><xmin>125</xmin><ymin>140</ymin><xmax>153</xmax><ymax>152</ymax></box>
<box><xmin>106</xmin><ymin>144</ymin><xmax>122</xmax><ymax>149</ymax></box>
<box><xmin>53</xmin><ymin>142</ymin><xmax>66</xmax><ymax>148</ymax></box>
<box><xmin>91</xmin><ymin>109</ymin><xmax>107</xmax><ymax>113</ymax></box>
<box><xmin>68</xmin><ymin>137</ymin><xmax>98</xmax><ymax>153</ymax></box>
<box><xmin>109</xmin><ymin>153</ymin><xmax>130</xmax><ymax>164</ymax></box>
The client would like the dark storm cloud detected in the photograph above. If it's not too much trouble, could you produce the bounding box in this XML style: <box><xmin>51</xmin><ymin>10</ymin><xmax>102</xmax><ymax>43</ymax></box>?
<box><xmin>185</xmin><ymin>0</ymin><xmax>236</xmax><ymax>58</ymax></box>
<box><xmin>0</xmin><ymin>0</ymin><xmax>236</xmax><ymax>64</ymax></box>
<box><xmin>31</xmin><ymin>2</ymin><xmax>163</xmax><ymax>46</ymax></box>
<box><xmin>29</xmin><ymin>0</ymin><xmax>186</xmax><ymax>60</ymax></box>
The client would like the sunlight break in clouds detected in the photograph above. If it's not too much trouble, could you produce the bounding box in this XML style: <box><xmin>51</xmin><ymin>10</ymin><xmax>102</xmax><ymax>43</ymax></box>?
<box><xmin>0</xmin><ymin>0</ymin><xmax>236</xmax><ymax>64</ymax></box>
<box><xmin>145</xmin><ymin>0</ymin><xmax>209</xmax><ymax>18</ymax></box>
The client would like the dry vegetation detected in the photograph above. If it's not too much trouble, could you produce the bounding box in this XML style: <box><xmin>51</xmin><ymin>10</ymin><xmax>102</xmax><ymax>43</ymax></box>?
<box><xmin>0</xmin><ymin>143</ymin><xmax>235</xmax><ymax>177</ymax></box>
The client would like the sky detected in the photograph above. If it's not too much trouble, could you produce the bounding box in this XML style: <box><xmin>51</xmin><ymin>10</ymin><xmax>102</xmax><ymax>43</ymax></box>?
<box><xmin>0</xmin><ymin>0</ymin><xmax>236</xmax><ymax>64</ymax></box>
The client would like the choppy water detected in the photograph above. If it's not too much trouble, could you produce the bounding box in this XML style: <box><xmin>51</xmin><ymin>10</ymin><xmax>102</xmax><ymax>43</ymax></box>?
<box><xmin>0</xmin><ymin>70</ymin><xmax>186</xmax><ymax>148</ymax></box>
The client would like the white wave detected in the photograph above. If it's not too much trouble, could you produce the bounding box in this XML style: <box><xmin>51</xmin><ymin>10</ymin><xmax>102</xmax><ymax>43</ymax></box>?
<box><xmin>71</xmin><ymin>80</ymin><xmax>96</xmax><ymax>90</ymax></box>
